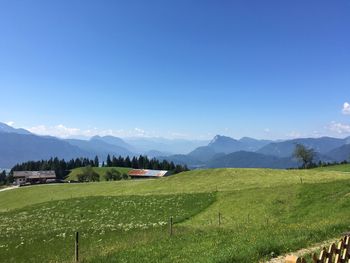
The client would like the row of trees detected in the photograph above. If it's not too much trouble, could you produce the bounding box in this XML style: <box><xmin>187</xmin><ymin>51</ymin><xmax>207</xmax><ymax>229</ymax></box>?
<box><xmin>105</xmin><ymin>154</ymin><xmax>189</xmax><ymax>173</ymax></box>
<box><xmin>10</xmin><ymin>157</ymin><xmax>100</xmax><ymax>180</ymax></box>
<box><xmin>11</xmin><ymin>157</ymin><xmax>99</xmax><ymax>172</ymax></box>
<box><xmin>4</xmin><ymin>155</ymin><xmax>188</xmax><ymax>184</ymax></box>
<box><xmin>0</xmin><ymin>170</ymin><xmax>7</xmax><ymax>185</ymax></box>
<box><xmin>293</xmin><ymin>143</ymin><xmax>349</xmax><ymax>169</ymax></box>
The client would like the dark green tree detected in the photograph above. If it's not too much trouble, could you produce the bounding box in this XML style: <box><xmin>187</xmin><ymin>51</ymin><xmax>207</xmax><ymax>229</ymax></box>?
<box><xmin>131</xmin><ymin>157</ymin><xmax>138</xmax><ymax>168</ymax></box>
<box><xmin>76</xmin><ymin>166</ymin><xmax>100</xmax><ymax>182</ymax></box>
<box><xmin>124</xmin><ymin>156</ymin><xmax>131</xmax><ymax>168</ymax></box>
<box><xmin>122</xmin><ymin>173</ymin><xmax>129</xmax><ymax>180</ymax></box>
<box><xmin>112</xmin><ymin>156</ymin><xmax>118</xmax><ymax>167</ymax></box>
<box><xmin>106</xmin><ymin>154</ymin><xmax>112</xmax><ymax>167</ymax></box>
<box><xmin>0</xmin><ymin>170</ymin><xmax>6</xmax><ymax>185</ymax></box>
<box><xmin>104</xmin><ymin>169</ymin><xmax>122</xmax><ymax>181</ymax></box>
<box><xmin>94</xmin><ymin>156</ymin><xmax>99</xmax><ymax>167</ymax></box>
<box><xmin>293</xmin><ymin>144</ymin><xmax>315</xmax><ymax>169</ymax></box>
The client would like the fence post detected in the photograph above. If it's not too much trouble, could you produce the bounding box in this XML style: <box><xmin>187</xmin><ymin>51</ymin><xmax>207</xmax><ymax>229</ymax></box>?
<box><xmin>169</xmin><ymin>216</ymin><xmax>173</xmax><ymax>236</ymax></box>
<box><xmin>75</xmin><ymin>231</ymin><xmax>79</xmax><ymax>262</ymax></box>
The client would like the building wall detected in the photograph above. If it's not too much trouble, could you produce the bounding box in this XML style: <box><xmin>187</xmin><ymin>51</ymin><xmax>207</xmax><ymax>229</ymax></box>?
<box><xmin>15</xmin><ymin>177</ymin><xmax>26</xmax><ymax>185</ymax></box>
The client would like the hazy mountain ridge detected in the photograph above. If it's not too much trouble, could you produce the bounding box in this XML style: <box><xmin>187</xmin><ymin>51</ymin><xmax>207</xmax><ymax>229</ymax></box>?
<box><xmin>188</xmin><ymin>135</ymin><xmax>272</xmax><ymax>162</ymax></box>
<box><xmin>207</xmin><ymin>151</ymin><xmax>299</xmax><ymax>169</ymax></box>
<box><xmin>0</xmin><ymin>122</ymin><xmax>32</xmax><ymax>135</ymax></box>
<box><xmin>0</xmin><ymin>132</ymin><xmax>89</xmax><ymax>168</ymax></box>
<box><xmin>65</xmin><ymin>137</ymin><xmax>132</xmax><ymax>159</ymax></box>
<box><xmin>257</xmin><ymin>137</ymin><xmax>348</xmax><ymax>158</ymax></box>
<box><xmin>327</xmin><ymin>144</ymin><xmax>350</xmax><ymax>162</ymax></box>
<box><xmin>1</xmin><ymin>122</ymin><xmax>350</xmax><ymax>169</ymax></box>
<box><xmin>0</xmin><ymin>122</ymin><xmax>208</xmax><ymax>168</ymax></box>
<box><xmin>167</xmin><ymin>135</ymin><xmax>350</xmax><ymax>169</ymax></box>
<box><xmin>91</xmin><ymin>135</ymin><xmax>135</xmax><ymax>152</ymax></box>
<box><xmin>123</xmin><ymin>137</ymin><xmax>209</xmax><ymax>155</ymax></box>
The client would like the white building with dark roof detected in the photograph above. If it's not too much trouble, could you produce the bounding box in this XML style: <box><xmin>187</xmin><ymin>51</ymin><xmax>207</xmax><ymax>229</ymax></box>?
<box><xmin>13</xmin><ymin>171</ymin><xmax>56</xmax><ymax>185</ymax></box>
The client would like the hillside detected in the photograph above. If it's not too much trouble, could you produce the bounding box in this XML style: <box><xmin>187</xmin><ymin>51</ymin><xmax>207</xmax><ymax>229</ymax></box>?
<box><xmin>66</xmin><ymin>137</ymin><xmax>132</xmax><ymax>159</ymax></box>
<box><xmin>0</xmin><ymin>122</ymin><xmax>31</xmax><ymax>135</ymax></box>
<box><xmin>257</xmin><ymin>137</ymin><xmax>347</xmax><ymax>158</ymax></box>
<box><xmin>313</xmin><ymin>163</ymin><xmax>350</xmax><ymax>172</ymax></box>
<box><xmin>188</xmin><ymin>135</ymin><xmax>272</xmax><ymax>162</ymax></box>
<box><xmin>207</xmin><ymin>151</ymin><xmax>299</xmax><ymax>168</ymax></box>
<box><xmin>326</xmin><ymin>144</ymin><xmax>350</xmax><ymax>162</ymax></box>
<box><xmin>0</xmin><ymin>133</ymin><xmax>89</xmax><ymax>168</ymax></box>
<box><xmin>1</xmin><ymin>167</ymin><xmax>350</xmax><ymax>262</ymax></box>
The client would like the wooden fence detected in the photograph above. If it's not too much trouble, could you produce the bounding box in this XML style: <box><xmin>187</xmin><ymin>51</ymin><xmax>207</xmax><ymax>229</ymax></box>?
<box><xmin>286</xmin><ymin>235</ymin><xmax>350</xmax><ymax>263</ymax></box>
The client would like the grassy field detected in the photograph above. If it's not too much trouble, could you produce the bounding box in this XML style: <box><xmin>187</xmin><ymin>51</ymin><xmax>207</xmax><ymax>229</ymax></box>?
<box><xmin>313</xmin><ymin>163</ymin><xmax>350</xmax><ymax>172</ymax></box>
<box><xmin>66</xmin><ymin>167</ymin><xmax>132</xmax><ymax>181</ymax></box>
<box><xmin>0</xmin><ymin>166</ymin><xmax>350</xmax><ymax>262</ymax></box>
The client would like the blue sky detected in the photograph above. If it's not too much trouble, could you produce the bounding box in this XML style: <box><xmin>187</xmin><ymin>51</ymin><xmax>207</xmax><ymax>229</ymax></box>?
<box><xmin>0</xmin><ymin>0</ymin><xmax>349</xmax><ymax>140</ymax></box>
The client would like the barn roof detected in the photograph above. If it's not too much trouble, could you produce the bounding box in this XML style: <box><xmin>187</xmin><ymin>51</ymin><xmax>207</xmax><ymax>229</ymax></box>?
<box><xmin>13</xmin><ymin>171</ymin><xmax>56</xmax><ymax>179</ymax></box>
<box><xmin>128</xmin><ymin>169</ymin><xmax>168</xmax><ymax>177</ymax></box>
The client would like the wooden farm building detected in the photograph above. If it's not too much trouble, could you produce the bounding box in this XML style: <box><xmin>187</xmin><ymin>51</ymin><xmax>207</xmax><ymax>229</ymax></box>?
<box><xmin>128</xmin><ymin>169</ymin><xmax>169</xmax><ymax>179</ymax></box>
<box><xmin>13</xmin><ymin>171</ymin><xmax>57</xmax><ymax>185</ymax></box>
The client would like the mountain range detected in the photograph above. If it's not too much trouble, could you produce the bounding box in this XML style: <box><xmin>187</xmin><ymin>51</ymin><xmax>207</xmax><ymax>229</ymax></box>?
<box><xmin>0</xmin><ymin>122</ymin><xmax>350</xmax><ymax>169</ymax></box>
<box><xmin>159</xmin><ymin>135</ymin><xmax>350</xmax><ymax>169</ymax></box>
<box><xmin>0</xmin><ymin>122</ymin><xmax>208</xmax><ymax>168</ymax></box>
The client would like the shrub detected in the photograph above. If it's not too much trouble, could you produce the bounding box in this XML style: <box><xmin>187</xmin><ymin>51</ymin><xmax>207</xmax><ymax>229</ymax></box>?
<box><xmin>76</xmin><ymin>166</ymin><xmax>100</xmax><ymax>182</ymax></box>
<box><xmin>104</xmin><ymin>169</ymin><xmax>122</xmax><ymax>181</ymax></box>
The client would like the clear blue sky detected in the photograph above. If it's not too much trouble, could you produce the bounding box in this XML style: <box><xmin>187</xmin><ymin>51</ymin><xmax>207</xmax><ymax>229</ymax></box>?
<box><xmin>0</xmin><ymin>0</ymin><xmax>349</xmax><ymax>140</ymax></box>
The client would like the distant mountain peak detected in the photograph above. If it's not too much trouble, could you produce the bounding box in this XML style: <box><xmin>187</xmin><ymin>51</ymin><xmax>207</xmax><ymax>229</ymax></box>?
<box><xmin>89</xmin><ymin>135</ymin><xmax>134</xmax><ymax>151</ymax></box>
<box><xmin>345</xmin><ymin>136</ymin><xmax>350</xmax><ymax>144</ymax></box>
<box><xmin>90</xmin><ymin>135</ymin><xmax>102</xmax><ymax>140</ymax></box>
<box><xmin>0</xmin><ymin>122</ymin><xmax>31</xmax><ymax>135</ymax></box>
<box><xmin>209</xmin><ymin>135</ymin><xmax>236</xmax><ymax>145</ymax></box>
<box><xmin>210</xmin><ymin>135</ymin><xmax>221</xmax><ymax>144</ymax></box>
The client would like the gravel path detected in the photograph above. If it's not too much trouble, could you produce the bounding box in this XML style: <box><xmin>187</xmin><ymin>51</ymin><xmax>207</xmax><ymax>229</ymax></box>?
<box><xmin>0</xmin><ymin>185</ymin><xmax>19</xmax><ymax>192</ymax></box>
<box><xmin>264</xmin><ymin>237</ymin><xmax>341</xmax><ymax>263</ymax></box>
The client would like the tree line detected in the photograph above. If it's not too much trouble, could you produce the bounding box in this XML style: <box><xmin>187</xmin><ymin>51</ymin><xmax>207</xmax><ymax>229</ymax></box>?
<box><xmin>10</xmin><ymin>157</ymin><xmax>100</xmax><ymax>180</ymax></box>
<box><xmin>0</xmin><ymin>170</ymin><xmax>7</xmax><ymax>185</ymax></box>
<box><xmin>0</xmin><ymin>155</ymin><xmax>189</xmax><ymax>184</ymax></box>
<box><xmin>104</xmin><ymin>154</ymin><xmax>189</xmax><ymax>173</ymax></box>
<box><xmin>293</xmin><ymin>143</ymin><xmax>349</xmax><ymax>169</ymax></box>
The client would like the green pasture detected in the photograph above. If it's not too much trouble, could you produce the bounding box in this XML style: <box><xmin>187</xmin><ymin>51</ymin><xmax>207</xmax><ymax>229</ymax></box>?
<box><xmin>0</xmin><ymin>166</ymin><xmax>350</xmax><ymax>262</ymax></box>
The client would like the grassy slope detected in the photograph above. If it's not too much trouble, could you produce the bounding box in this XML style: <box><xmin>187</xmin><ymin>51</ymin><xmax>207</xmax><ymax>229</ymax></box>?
<box><xmin>1</xmin><ymin>168</ymin><xmax>349</xmax><ymax>211</ymax></box>
<box><xmin>313</xmin><ymin>163</ymin><xmax>350</xmax><ymax>172</ymax></box>
<box><xmin>1</xmin><ymin>167</ymin><xmax>350</xmax><ymax>262</ymax></box>
<box><xmin>66</xmin><ymin>167</ymin><xmax>132</xmax><ymax>181</ymax></box>
<box><xmin>0</xmin><ymin>193</ymin><xmax>216</xmax><ymax>263</ymax></box>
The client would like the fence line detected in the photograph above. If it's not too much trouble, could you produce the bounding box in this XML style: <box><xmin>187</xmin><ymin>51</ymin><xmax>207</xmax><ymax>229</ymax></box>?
<box><xmin>285</xmin><ymin>235</ymin><xmax>350</xmax><ymax>263</ymax></box>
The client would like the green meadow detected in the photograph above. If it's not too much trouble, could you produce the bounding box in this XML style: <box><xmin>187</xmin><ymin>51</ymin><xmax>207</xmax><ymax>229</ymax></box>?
<box><xmin>313</xmin><ymin>163</ymin><xmax>350</xmax><ymax>172</ymax></box>
<box><xmin>1</xmin><ymin>167</ymin><xmax>350</xmax><ymax>262</ymax></box>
